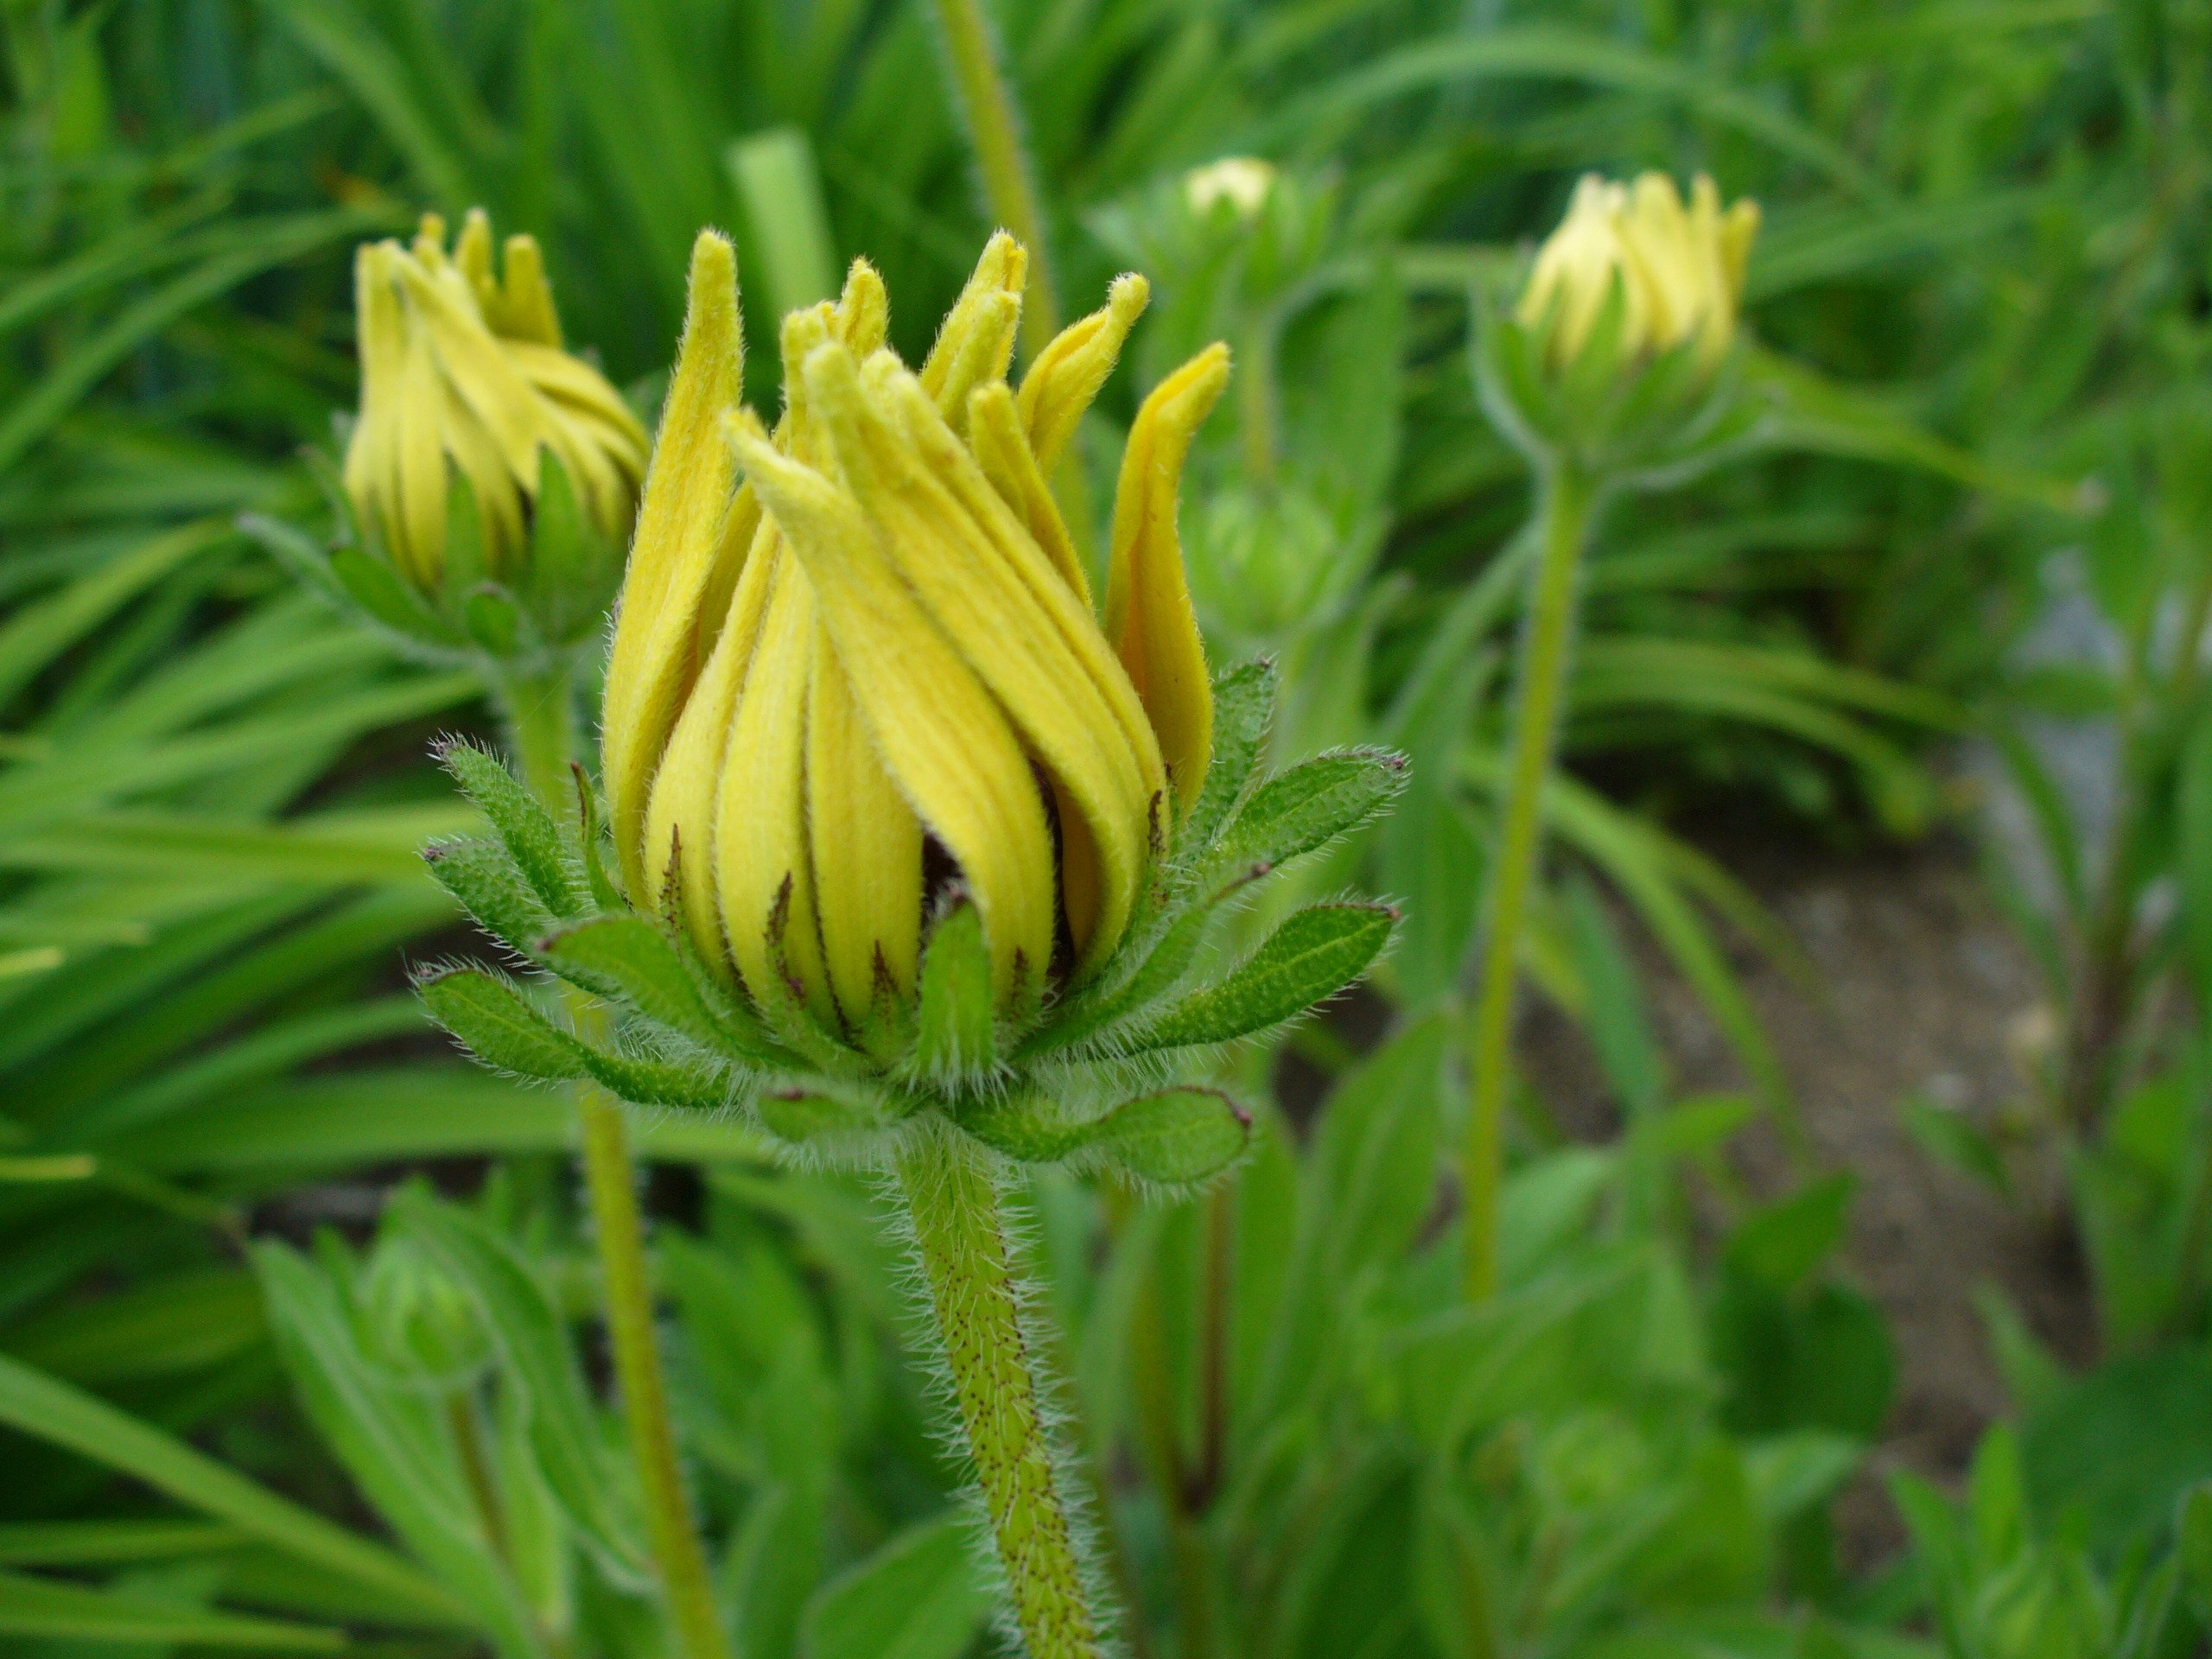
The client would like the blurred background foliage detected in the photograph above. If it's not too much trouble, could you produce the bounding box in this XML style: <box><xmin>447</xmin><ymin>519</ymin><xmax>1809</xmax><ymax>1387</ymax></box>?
<box><xmin>10</xmin><ymin>1</ymin><xmax>2212</xmax><ymax>1656</ymax></box>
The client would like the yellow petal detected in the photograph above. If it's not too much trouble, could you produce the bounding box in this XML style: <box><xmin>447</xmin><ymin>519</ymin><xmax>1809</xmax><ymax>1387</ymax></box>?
<box><xmin>714</xmin><ymin>554</ymin><xmax>834</xmax><ymax>1021</ymax></box>
<box><xmin>640</xmin><ymin>514</ymin><xmax>780</xmax><ymax>975</ymax></box>
<box><xmin>816</xmin><ymin>346</ymin><xmax>1160</xmax><ymax>967</ymax></box>
<box><xmin>967</xmin><ymin>381</ymin><xmax>1088</xmax><ymax>607</ymax></box>
<box><xmin>918</xmin><ymin>232</ymin><xmax>1026</xmax><ymax>430</ymax></box>
<box><xmin>725</xmin><ymin>405</ymin><xmax>1056</xmax><ymax>1005</ymax></box>
<box><xmin>1015</xmin><ymin>272</ymin><xmax>1149</xmax><ymax>472</ymax></box>
<box><xmin>391</xmin><ymin>289</ymin><xmax>450</xmax><ymax>588</ymax></box>
<box><xmin>833</xmin><ymin>257</ymin><xmax>889</xmax><ymax>355</ymax></box>
<box><xmin>343</xmin><ymin>244</ymin><xmax>406</xmax><ymax>552</ymax></box>
<box><xmin>603</xmin><ymin>231</ymin><xmax>745</xmax><ymax>902</ymax></box>
<box><xmin>1105</xmin><ymin>344</ymin><xmax>1228</xmax><ymax>817</ymax></box>
<box><xmin>454</xmin><ymin>208</ymin><xmax>498</xmax><ymax>315</ymax></box>
<box><xmin>807</xmin><ymin>626</ymin><xmax>924</xmax><ymax>1017</ymax></box>
<box><xmin>396</xmin><ymin>257</ymin><xmax>545</xmax><ymax>488</ymax></box>
<box><xmin>493</xmin><ymin>233</ymin><xmax>564</xmax><ymax>346</ymax></box>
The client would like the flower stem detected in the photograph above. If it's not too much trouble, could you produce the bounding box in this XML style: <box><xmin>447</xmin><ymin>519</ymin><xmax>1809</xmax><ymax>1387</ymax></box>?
<box><xmin>897</xmin><ymin>1122</ymin><xmax>1106</xmax><ymax>1658</ymax></box>
<box><xmin>494</xmin><ymin>665</ymin><xmax>731</xmax><ymax>1659</ymax></box>
<box><xmin>931</xmin><ymin>0</ymin><xmax>1061</xmax><ymax>357</ymax></box>
<box><xmin>577</xmin><ymin>1086</ymin><xmax>730</xmax><ymax>1659</ymax></box>
<box><xmin>1463</xmin><ymin>461</ymin><xmax>1598</xmax><ymax>1303</ymax></box>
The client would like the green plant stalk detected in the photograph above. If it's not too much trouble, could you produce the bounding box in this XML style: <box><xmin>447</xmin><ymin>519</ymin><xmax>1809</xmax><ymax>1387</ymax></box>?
<box><xmin>897</xmin><ymin>1122</ymin><xmax>1105</xmax><ymax>1658</ymax></box>
<box><xmin>931</xmin><ymin>0</ymin><xmax>1060</xmax><ymax>357</ymax></box>
<box><xmin>1463</xmin><ymin>461</ymin><xmax>1598</xmax><ymax>1303</ymax></box>
<box><xmin>496</xmin><ymin>665</ymin><xmax>732</xmax><ymax>1659</ymax></box>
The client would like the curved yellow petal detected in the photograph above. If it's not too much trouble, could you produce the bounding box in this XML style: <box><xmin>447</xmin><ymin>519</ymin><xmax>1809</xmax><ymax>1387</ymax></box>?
<box><xmin>1015</xmin><ymin>272</ymin><xmax>1148</xmax><ymax>472</ymax></box>
<box><xmin>918</xmin><ymin>232</ymin><xmax>1026</xmax><ymax>431</ymax></box>
<box><xmin>1105</xmin><ymin>344</ymin><xmax>1228</xmax><ymax>817</ymax></box>
<box><xmin>493</xmin><ymin>233</ymin><xmax>564</xmax><ymax>346</ymax></box>
<box><xmin>640</xmin><ymin>512</ymin><xmax>780</xmax><ymax>972</ymax></box>
<box><xmin>603</xmin><ymin>231</ymin><xmax>745</xmax><ymax>902</ymax></box>
<box><xmin>967</xmin><ymin>381</ymin><xmax>1088</xmax><ymax>607</ymax></box>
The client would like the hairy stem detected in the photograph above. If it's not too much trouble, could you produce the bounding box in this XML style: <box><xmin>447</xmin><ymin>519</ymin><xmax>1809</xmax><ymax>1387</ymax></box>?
<box><xmin>931</xmin><ymin>0</ymin><xmax>1061</xmax><ymax>357</ymax></box>
<box><xmin>1463</xmin><ymin>461</ymin><xmax>1598</xmax><ymax>1302</ymax></box>
<box><xmin>898</xmin><ymin>1122</ymin><xmax>1106</xmax><ymax>1658</ymax></box>
<box><xmin>495</xmin><ymin>667</ymin><xmax>732</xmax><ymax>1659</ymax></box>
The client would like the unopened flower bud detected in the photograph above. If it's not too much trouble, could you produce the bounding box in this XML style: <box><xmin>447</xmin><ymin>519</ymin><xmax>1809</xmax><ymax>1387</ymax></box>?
<box><xmin>343</xmin><ymin>210</ymin><xmax>647</xmax><ymax>594</ymax></box>
<box><xmin>1516</xmin><ymin>172</ymin><xmax>1759</xmax><ymax>373</ymax></box>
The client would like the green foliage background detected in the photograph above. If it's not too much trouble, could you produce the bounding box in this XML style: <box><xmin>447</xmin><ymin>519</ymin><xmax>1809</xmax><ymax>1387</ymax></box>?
<box><xmin>8</xmin><ymin>1</ymin><xmax>2212</xmax><ymax>1656</ymax></box>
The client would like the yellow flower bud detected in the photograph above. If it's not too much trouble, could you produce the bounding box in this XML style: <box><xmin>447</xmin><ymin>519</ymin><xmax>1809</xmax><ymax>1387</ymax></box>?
<box><xmin>603</xmin><ymin>232</ymin><xmax>1225</xmax><ymax>1029</ymax></box>
<box><xmin>342</xmin><ymin>210</ymin><xmax>647</xmax><ymax>592</ymax></box>
<box><xmin>1185</xmin><ymin>156</ymin><xmax>1278</xmax><ymax>220</ymax></box>
<box><xmin>1516</xmin><ymin>172</ymin><xmax>1760</xmax><ymax>372</ymax></box>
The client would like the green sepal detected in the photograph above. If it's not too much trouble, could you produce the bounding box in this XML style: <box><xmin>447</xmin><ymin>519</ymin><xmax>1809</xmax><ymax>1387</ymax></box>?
<box><xmin>329</xmin><ymin>541</ymin><xmax>467</xmax><ymax>647</ymax></box>
<box><xmin>958</xmin><ymin>1087</ymin><xmax>1249</xmax><ymax>1185</ymax></box>
<box><xmin>417</xmin><ymin>965</ymin><xmax>728</xmax><ymax>1109</ymax></box>
<box><xmin>416</xmin><ymin>964</ymin><xmax>582</xmax><ymax>1082</ymax></box>
<box><xmin>1018</xmin><ymin>863</ymin><xmax>1266</xmax><ymax>1058</ymax></box>
<box><xmin>519</xmin><ymin>450</ymin><xmax>614</xmax><ymax>646</ymax></box>
<box><xmin>1214</xmin><ymin>747</ymin><xmax>1408</xmax><ymax>874</ymax></box>
<box><xmin>1087</xmin><ymin>1087</ymin><xmax>1250</xmax><ymax>1185</ymax></box>
<box><xmin>569</xmin><ymin>765</ymin><xmax>624</xmax><ymax>912</ymax></box>
<box><xmin>436</xmin><ymin>741</ymin><xmax>580</xmax><ymax>917</ymax></box>
<box><xmin>437</xmin><ymin>474</ymin><xmax>489</xmax><ymax>618</ymax></box>
<box><xmin>1180</xmin><ymin>658</ymin><xmax>1276</xmax><ymax>857</ymax></box>
<box><xmin>912</xmin><ymin>892</ymin><xmax>995</xmax><ymax>1079</ymax></box>
<box><xmin>423</xmin><ymin>836</ymin><xmax>552</xmax><ymax>957</ymax></box>
<box><xmin>461</xmin><ymin>583</ymin><xmax>526</xmax><ymax>658</ymax></box>
<box><xmin>539</xmin><ymin>915</ymin><xmax>794</xmax><ymax>1070</ymax></box>
<box><xmin>1135</xmin><ymin>901</ymin><xmax>1397</xmax><ymax>1050</ymax></box>
<box><xmin>756</xmin><ymin>1085</ymin><xmax>895</xmax><ymax>1149</ymax></box>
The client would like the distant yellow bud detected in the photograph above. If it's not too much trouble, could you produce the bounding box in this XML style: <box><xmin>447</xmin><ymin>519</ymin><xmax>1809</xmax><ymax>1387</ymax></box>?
<box><xmin>342</xmin><ymin>209</ymin><xmax>646</xmax><ymax>592</ymax></box>
<box><xmin>1516</xmin><ymin>172</ymin><xmax>1760</xmax><ymax>373</ymax></box>
<box><xmin>603</xmin><ymin>233</ymin><xmax>1226</xmax><ymax>1029</ymax></box>
<box><xmin>1185</xmin><ymin>156</ymin><xmax>1277</xmax><ymax>220</ymax></box>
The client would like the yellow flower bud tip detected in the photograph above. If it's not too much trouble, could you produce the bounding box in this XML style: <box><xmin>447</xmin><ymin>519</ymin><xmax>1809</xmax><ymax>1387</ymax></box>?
<box><xmin>603</xmin><ymin>228</ymin><xmax>744</xmax><ymax>906</ymax></box>
<box><xmin>1185</xmin><ymin>156</ymin><xmax>1277</xmax><ymax>219</ymax></box>
<box><xmin>1516</xmin><ymin>169</ymin><xmax>1760</xmax><ymax>374</ymax></box>
<box><xmin>1016</xmin><ymin>271</ymin><xmax>1151</xmax><ymax>474</ymax></box>
<box><xmin>608</xmin><ymin>243</ymin><xmax>1224</xmax><ymax>1038</ymax></box>
<box><xmin>342</xmin><ymin>208</ymin><xmax>644</xmax><ymax>601</ymax></box>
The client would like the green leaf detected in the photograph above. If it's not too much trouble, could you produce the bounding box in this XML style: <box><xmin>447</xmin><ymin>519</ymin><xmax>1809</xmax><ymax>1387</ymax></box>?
<box><xmin>798</xmin><ymin>1510</ymin><xmax>989</xmax><ymax>1659</ymax></box>
<box><xmin>436</xmin><ymin>741</ymin><xmax>579</xmax><ymax>916</ymax></box>
<box><xmin>726</xmin><ymin>126</ymin><xmax>841</xmax><ymax>321</ymax></box>
<box><xmin>393</xmin><ymin>1191</ymin><xmax>648</xmax><ymax>1585</ymax></box>
<box><xmin>0</xmin><ymin>1352</ymin><xmax>467</xmax><ymax>1624</ymax></box>
<box><xmin>416</xmin><ymin>966</ymin><xmax>583</xmax><ymax>1082</ymax></box>
<box><xmin>423</xmin><ymin>835</ymin><xmax>555</xmax><ymax>957</ymax></box>
<box><xmin>0</xmin><ymin>1520</ymin><xmax>243</xmax><ymax>1567</ymax></box>
<box><xmin>1216</xmin><ymin>747</ymin><xmax>1408</xmax><ymax>874</ymax></box>
<box><xmin>1139</xmin><ymin>903</ymin><xmax>1397</xmax><ymax>1049</ymax></box>
<box><xmin>2178</xmin><ymin>1483</ymin><xmax>2212</xmax><ymax>1618</ymax></box>
<box><xmin>912</xmin><ymin>893</ymin><xmax>995</xmax><ymax>1077</ymax></box>
<box><xmin>1725</xmin><ymin>1174</ymin><xmax>1855</xmax><ymax>1291</ymax></box>
<box><xmin>1182</xmin><ymin>657</ymin><xmax>1276</xmax><ymax>856</ymax></box>
<box><xmin>0</xmin><ymin>1567</ymin><xmax>343</xmax><ymax>1650</ymax></box>
<box><xmin>541</xmin><ymin>914</ymin><xmax>790</xmax><ymax>1067</ymax></box>
<box><xmin>1088</xmin><ymin>1086</ymin><xmax>1251</xmax><ymax>1185</ymax></box>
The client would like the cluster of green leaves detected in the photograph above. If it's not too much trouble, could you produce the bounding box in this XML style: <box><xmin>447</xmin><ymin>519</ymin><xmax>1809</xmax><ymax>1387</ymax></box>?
<box><xmin>10</xmin><ymin>0</ymin><xmax>2212</xmax><ymax>1656</ymax></box>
